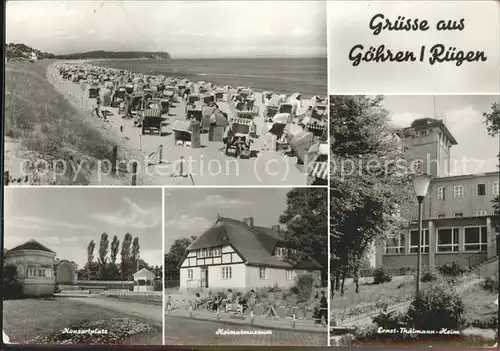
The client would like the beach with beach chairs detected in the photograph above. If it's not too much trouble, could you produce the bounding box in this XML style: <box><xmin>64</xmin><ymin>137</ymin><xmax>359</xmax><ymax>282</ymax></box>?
<box><xmin>49</xmin><ymin>61</ymin><xmax>328</xmax><ymax>186</ymax></box>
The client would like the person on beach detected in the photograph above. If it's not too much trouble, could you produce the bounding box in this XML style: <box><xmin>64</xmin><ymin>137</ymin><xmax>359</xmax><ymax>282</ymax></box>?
<box><xmin>183</xmin><ymin>87</ymin><xmax>191</xmax><ymax>101</ymax></box>
<box><xmin>290</xmin><ymin>93</ymin><xmax>302</xmax><ymax>122</ymax></box>
<box><xmin>90</xmin><ymin>95</ymin><xmax>102</xmax><ymax>119</ymax></box>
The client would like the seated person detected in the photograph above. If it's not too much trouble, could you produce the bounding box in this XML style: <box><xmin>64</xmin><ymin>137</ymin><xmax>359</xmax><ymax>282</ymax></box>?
<box><xmin>205</xmin><ymin>292</ymin><xmax>215</xmax><ymax>310</ymax></box>
<box><xmin>236</xmin><ymin>292</ymin><xmax>248</xmax><ymax>313</ymax></box>
<box><xmin>224</xmin><ymin>289</ymin><xmax>234</xmax><ymax>304</ymax></box>
<box><xmin>212</xmin><ymin>292</ymin><xmax>224</xmax><ymax>311</ymax></box>
<box><xmin>194</xmin><ymin>293</ymin><xmax>203</xmax><ymax>309</ymax></box>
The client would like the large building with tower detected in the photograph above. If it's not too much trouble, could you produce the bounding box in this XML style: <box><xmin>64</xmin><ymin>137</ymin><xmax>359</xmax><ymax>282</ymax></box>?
<box><xmin>375</xmin><ymin>118</ymin><xmax>499</xmax><ymax>271</ymax></box>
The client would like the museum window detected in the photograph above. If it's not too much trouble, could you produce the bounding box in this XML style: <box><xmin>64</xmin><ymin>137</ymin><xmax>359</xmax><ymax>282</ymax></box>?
<box><xmin>221</xmin><ymin>266</ymin><xmax>232</xmax><ymax>280</ymax></box>
<box><xmin>259</xmin><ymin>267</ymin><xmax>268</xmax><ymax>279</ymax></box>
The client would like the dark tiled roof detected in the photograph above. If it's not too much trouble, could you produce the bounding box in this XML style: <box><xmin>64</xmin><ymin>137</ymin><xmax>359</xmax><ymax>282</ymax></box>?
<box><xmin>187</xmin><ymin>217</ymin><xmax>321</xmax><ymax>270</ymax></box>
<box><xmin>7</xmin><ymin>239</ymin><xmax>55</xmax><ymax>253</ymax></box>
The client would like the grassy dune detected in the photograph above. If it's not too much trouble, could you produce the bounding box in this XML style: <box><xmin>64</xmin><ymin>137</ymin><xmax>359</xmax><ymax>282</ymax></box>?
<box><xmin>4</xmin><ymin>60</ymin><xmax>121</xmax><ymax>185</ymax></box>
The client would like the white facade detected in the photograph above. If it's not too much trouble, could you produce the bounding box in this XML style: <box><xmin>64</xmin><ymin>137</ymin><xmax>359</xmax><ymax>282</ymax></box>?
<box><xmin>179</xmin><ymin>243</ymin><xmax>321</xmax><ymax>290</ymax></box>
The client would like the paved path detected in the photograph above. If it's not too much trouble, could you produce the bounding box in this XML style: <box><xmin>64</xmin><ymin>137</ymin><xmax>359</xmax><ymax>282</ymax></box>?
<box><xmin>47</xmin><ymin>63</ymin><xmax>315</xmax><ymax>186</ymax></box>
<box><xmin>68</xmin><ymin>297</ymin><xmax>162</xmax><ymax>326</ymax></box>
<box><xmin>166</xmin><ymin>308</ymin><xmax>327</xmax><ymax>333</ymax></box>
<box><xmin>164</xmin><ymin>315</ymin><xmax>327</xmax><ymax>346</ymax></box>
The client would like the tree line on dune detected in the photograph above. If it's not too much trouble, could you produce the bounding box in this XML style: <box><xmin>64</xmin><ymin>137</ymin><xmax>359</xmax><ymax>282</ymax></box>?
<box><xmin>5</xmin><ymin>43</ymin><xmax>172</xmax><ymax>61</ymax></box>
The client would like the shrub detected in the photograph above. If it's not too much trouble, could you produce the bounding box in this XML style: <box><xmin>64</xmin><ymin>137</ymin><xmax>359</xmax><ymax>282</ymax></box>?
<box><xmin>406</xmin><ymin>285</ymin><xmax>467</xmax><ymax>332</ymax></box>
<box><xmin>355</xmin><ymin>312</ymin><xmax>416</xmax><ymax>343</ymax></box>
<box><xmin>373</xmin><ymin>311</ymin><xmax>407</xmax><ymax>329</ymax></box>
<box><xmin>293</xmin><ymin>273</ymin><xmax>314</xmax><ymax>301</ymax></box>
<box><xmin>471</xmin><ymin>316</ymin><xmax>498</xmax><ymax>330</ymax></box>
<box><xmin>272</xmin><ymin>282</ymin><xmax>282</xmax><ymax>293</ymax></box>
<box><xmin>373</xmin><ymin>268</ymin><xmax>392</xmax><ymax>284</ymax></box>
<box><xmin>437</xmin><ymin>262</ymin><xmax>465</xmax><ymax>277</ymax></box>
<box><xmin>420</xmin><ymin>266</ymin><xmax>439</xmax><ymax>282</ymax></box>
<box><xmin>481</xmin><ymin>276</ymin><xmax>499</xmax><ymax>293</ymax></box>
<box><xmin>3</xmin><ymin>281</ymin><xmax>23</xmax><ymax>300</ymax></box>
<box><xmin>399</xmin><ymin>266</ymin><xmax>415</xmax><ymax>276</ymax></box>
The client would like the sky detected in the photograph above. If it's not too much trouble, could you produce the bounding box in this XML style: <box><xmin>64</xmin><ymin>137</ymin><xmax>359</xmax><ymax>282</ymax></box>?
<box><xmin>6</xmin><ymin>0</ymin><xmax>327</xmax><ymax>58</ymax></box>
<box><xmin>164</xmin><ymin>188</ymin><xmax>294</xmax><ymax>251</ymax></box>
<box><xmin>328</xmin><ymin>1</ymin><xmax>500</xmax><ymax>93</ymax></box>
<box><xmin>384</xmin><ymin>95</ymin><xmax>500</xmax><ymax>175</ymax></box>
<box><xmin>3</xmin><ymin>188</ymin><xmax>163</xmax><ymax>268</ymax></box>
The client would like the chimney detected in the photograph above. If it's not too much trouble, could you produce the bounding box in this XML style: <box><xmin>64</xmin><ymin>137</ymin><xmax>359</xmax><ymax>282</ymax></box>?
<box><xmin>271</xmin><ymin>225</ymin><xmax>280</xmax><ymax>233</ymax></box>
<box><xmin>243</xmin><ymin>217</ymin><xmax>254</xmax><ymax>228</ymax></box>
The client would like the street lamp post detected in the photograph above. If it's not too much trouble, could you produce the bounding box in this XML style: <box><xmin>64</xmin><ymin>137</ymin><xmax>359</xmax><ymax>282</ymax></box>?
<box><xmin>411</xmin><ymin>173</ymin><xmax>432</xmax><ymax>299</ymax></box>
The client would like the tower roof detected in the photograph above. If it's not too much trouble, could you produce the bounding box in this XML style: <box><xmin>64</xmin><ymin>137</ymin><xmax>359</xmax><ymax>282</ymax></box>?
<box><xmin>407</xmin><ymin>118</ymin><xmax>458</xmax><ymax>145</ymax></box>
<box><xmin>7</xmin><ymin>239</ymin><xmax>55</xmax><ymax>253</ymax></box>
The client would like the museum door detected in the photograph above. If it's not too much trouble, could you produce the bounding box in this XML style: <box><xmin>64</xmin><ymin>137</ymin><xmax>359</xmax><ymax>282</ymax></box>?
<box><xmin>200</xmin><ymin>267</ymin><xmax>209</xmax><ymax>288</ymax></box>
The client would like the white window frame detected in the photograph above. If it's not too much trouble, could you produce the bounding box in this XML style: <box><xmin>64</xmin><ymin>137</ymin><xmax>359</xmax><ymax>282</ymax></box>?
<box><xmin>385</xmin><ymin>233</ymin><xmax>406</xmax><ymax>254</ymax></box>
<box><xmin>409</xmin><ymin>229</ymin><xmax>430</xmax><ymax>253</ymax></box>
<box><xmin>437</xmin><ymin>227</ymin><xmax>460</xmax><ymax>252</ymax></box>
<box><xmin>476</xmin><ymin>209</ymin><xmax>488</xmax><ymax>216</ymax></box>
<box><xmin>476</xmin><ymin>183</ymin><xmax>486</xmax><ymax>196</ymax></box>
<box><xmin>286</xmin><ymin>269</ymin><xmax>294</xmax><ymax>280</ymax></box>
<box><xmin>213</xmin><ymin>247</ymin><xmax>222</xmax><ymax>256</ymax></box>
<box><xmin>259</xmin><ymin>267</ymin><xmax>268</xmax><ymax>280</ymax></box>
<box><xmin>453</xmin><ymin>185</ymin><xmax>464</xmax><ymax>198</ymax></box>
<box><xmin>221</xmin><ymin>266</ymin><xmax>232</xmax><ymax>280</ymax></box>
<box><xmin>437</xmin><ymin>187</ymin><xmax>446</xmax><ymax>200</ymax></box>
<box><xmin>437</xmin><ymin>213</ymin><xmax>446</xmax><ymax>219</ymax></box>
<box><xmin>493</xmin><ymin>181</ymin><xmax>499</xmax><ymax>196</ymax></box>
<box><xmin>464</xmin><ymin>226</ymin><xmax>488</xmax><ymax>252</ymax></box>
<box><xmin>187</xmin><ymin>269</ymin><xmax>193</xmax><ymax>280</ymax></box>
<box><xmin>27</xmin><ymin>267</ymin><xmax>51</xmax><ymax>278</ymax></box>
<box><xmin>275</xmin><ymin>247</ymin><xmax>286</xmax><ymax>258</ymax></box>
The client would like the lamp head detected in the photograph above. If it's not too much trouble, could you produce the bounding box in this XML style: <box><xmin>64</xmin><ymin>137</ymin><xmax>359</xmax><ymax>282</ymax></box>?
<box><xmin>411</xmin><ymin>173</ymin><xmax>432</xmax><ymax>200</ymax></box>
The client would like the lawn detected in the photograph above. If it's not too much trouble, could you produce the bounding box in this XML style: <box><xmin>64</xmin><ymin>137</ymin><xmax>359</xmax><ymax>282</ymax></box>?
<box><xmin>108</xmin><ymin>294</ymin><xmax>163</xmax><ymax>306</ymax></box>
<box><xmin>3</xmin><ymin>298</ymin><xmax>161</xmax><ymax>344</ymax></box>
<box><xmin>331</xmin><ymin>275</ymin><xmax>474</xmax><ymax>322</ymax></box>
<box><xmin>461</xmin><ymin>282</ymin><xmax>498</xmax><ymax>326</ymax></box>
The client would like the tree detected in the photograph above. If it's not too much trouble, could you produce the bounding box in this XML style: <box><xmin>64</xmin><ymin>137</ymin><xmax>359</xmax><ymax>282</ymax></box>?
<box><xmin>110</xmin><ymin>235</ymin><xmax>120</xmax><ymax>264</ymax></box>
<box><xmin>3</xmin><ymin>264</ymin><xmax>18</xmax><ymax>283</ymax></box>
<box><xmin>278</xmin><ymin>188</ymin><xmax>328</xmax><ymax>284</ymax></box>
<box><xmin>120</xmin><ymin>233</ymin><xmax>133</xmax><ymax>280</ymax></box>
<box><xmin>164</xmin><ymin>237</ymin><xmax>196</xmax><ymax>282</ymax></box>
<box><xmin>483</xmin><ymin>101</ymin><xmax>500</xmax><ymax>137</ymax></box>
<box><xmin>330</xmin><ymin>95</ymin><xmax>414</xmax><ymax>295</ymax></box>
<box><xmin>482</xmin><ymin>102</ymin><xmax>500</xmax><ymax>224</ymax></box>
<box><xmin>86</xmin><ymin>240</ymin><xmax>96</xmax><ymax>280</ymax></box>
<box><xmin>98</xmin><ymin>233</ymin><xmax>110</xmax><ymax>279</ymax></box>
<box><xmin>131</xmin><ymin>237</ymin><xmax>140</xmax><ymax>273</ymax></box>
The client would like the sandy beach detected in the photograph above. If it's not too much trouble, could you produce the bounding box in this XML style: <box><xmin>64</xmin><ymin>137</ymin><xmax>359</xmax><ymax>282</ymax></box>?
<box><xmin>47</xmin><ymin>62</ymin><xmax>321</xmax><ymax>186</ymax></box>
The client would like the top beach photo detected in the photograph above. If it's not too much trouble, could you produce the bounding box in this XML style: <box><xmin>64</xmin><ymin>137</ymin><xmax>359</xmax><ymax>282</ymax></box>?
<box><xmin>4</xmin><ymin>0</ymin><xmax>328</xmax><ymax>187</ymax></box>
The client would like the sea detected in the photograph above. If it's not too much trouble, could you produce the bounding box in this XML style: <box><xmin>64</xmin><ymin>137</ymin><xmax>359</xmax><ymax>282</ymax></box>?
<box><xmin>93</xmin><ymin>58</ymin><xmax>327</xmax><ymax>98</ymax></box>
